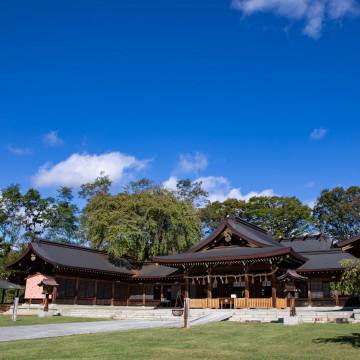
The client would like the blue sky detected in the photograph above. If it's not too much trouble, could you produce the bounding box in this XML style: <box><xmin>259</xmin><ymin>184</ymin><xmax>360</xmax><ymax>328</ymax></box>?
<box><xmin>1</xmin><ymin>0</ymin><xmax>360</xmax><ymax>207</ymax></box>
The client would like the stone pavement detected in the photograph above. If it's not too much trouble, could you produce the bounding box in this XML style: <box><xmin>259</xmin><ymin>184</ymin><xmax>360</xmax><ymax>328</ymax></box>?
<box><xmin>0</xmin><ymin>320</ymin><xmax>180</xmax><ymax>342</ymax></box>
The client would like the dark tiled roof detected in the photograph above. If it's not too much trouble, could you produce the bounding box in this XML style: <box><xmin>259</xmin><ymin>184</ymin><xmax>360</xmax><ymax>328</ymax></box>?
<box><xmin>228</xmin><ymin>218</ymin><xmax>282</xmax><ymax>247</ymax></box>
<box><xmin>337</xmin><ymin>234</ymin><xmax>360</xmax><ymax>257</ymax></box>
<box><xmin>278</xmin><ymin>234</ymin><xmax>331</xmax><ymax>252</ymax></box>
<box><xmin>31</xmin><ymin>239</ymin><xmax>134</xmax><ymax>275</ymax></box>
<box><xmin>0</xmin><ymin>279</ymin><xmax>23</xmax><ymax>290</ymax></box>
<box><xmin>297</xmin><ymin>250</ymin><xmax>356</xmax><ymax>271</ymax></box>
<box><xmin>153</xmin><ymin>246</ymin><xmax>303</xmax><ymax>263</ymax></box>
<box><xmin>135</xmin><ymin>263</ymin><xmax>182</xmax><ymax>278</ymax></box>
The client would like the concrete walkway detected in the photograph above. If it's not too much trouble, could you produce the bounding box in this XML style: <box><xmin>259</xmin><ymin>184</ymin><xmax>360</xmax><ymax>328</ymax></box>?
<box><xmin>0</xmin><ymin>320</ymin><xmax>180</xmax><ymax>342</ymax></box>
<box><xmin>0</xmin><ymin>311</ymin><xmax>236</xmax><ymax>342</ymax></box>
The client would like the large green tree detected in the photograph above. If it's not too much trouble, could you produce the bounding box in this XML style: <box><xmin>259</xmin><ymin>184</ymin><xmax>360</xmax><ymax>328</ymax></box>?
<box><xmin>0</xmin><ymin>184</ymin><xmax>24</xmax><ymax>245</ymax></box>
<box><xmin>313</xmin><ymin>186</ymin><xmax>360</xmax><ymax>242</ymax></box>
<box><xmin>198</xmin><ymin>198</ymin><xmax>245</xmax><ymax>235</ymax></box>
<box><xmin>238</xmin><ymin>196</ymin><xmax>313</xmax><ymax>237</ymax></box>
<box><xmin>337</xmin><ymin>258</ymin><xmax>360</xmax><ymax>299</ymax></box>
<box><xmin>45</xmin><ymin>187</ymin><xmax>79</xmax><ymax>243</ymax></box>
<box><xmin>80</xmin><ymin>178</ymin><xmax>202</xmax><ymax>260</ymax></box>
<box><xmin>22</xmin><ymin>188</ymin><xmax>55</xmax><ymax>240</ymax></box>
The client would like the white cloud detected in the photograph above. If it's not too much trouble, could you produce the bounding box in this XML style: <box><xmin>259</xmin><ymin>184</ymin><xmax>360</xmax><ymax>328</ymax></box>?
<box><xmin>32</xmin><ymin>152</ymin><xmax>150</xmax><ymax>188</ymax></box>
<box><xmin>43</xmin><ymin>130</ymin><xmax>64</xmax><ymax>147</ymax></box>
<box><xmin>231</xmin><ymin>0</ymin><xmax>360</xmax><ymax>38</ymax></box>
<box><xmin>305</xmin><ymin>199</ymin><xmax>317</xmax><ymax>209</ymax></box>
<box><xmin>305</xmin><ymin>181</ymin><xmax>315</xmax><ymax>188</ymax></box>
<box><xmin>7</xmin><ymin>144</ymin><xmax>33</xmax><ymax>155</ymax></box>
<box><xmin>164</xmin><ymin>175</ymin><xmax>276</xmax><ymax>203</ymax></box>
<box><xmin>310</xmin><ymin>128</ymin><xmax>328</xmax><ymax>139</ymax></box>
<box><xmin>175</xmin><ymin>152</ymin><xmax>208</xmax><ymax>174</ymax></box>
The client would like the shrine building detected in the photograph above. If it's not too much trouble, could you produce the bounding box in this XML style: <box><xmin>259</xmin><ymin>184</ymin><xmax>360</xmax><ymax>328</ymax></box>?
<box><xmin>6</xmin><ymin>215</ymin><xmax>358</xmax><ymax>309</ymax></box>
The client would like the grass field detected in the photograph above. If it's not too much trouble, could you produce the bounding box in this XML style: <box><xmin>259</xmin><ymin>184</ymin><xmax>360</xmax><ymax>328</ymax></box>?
<box><xmin>0</xmin><ymin>321</ymin><xmax>359</xmax><ymax>359</ymax></box>
<box><xmin>0</xmin><ymin>315</ymin><xmax>110</xmax><ymax>327</ymax></box>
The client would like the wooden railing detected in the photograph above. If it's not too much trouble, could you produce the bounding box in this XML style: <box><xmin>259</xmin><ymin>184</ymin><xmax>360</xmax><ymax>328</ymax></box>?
<box><xmin>276</xmin><ymin>298</ymin><xmax>287</xmax><ymax>309</ymax></box>
<box><xmin>190</xmin><ymin>297</ymin><xmax>285</xmax><ymax>309</ymax></box>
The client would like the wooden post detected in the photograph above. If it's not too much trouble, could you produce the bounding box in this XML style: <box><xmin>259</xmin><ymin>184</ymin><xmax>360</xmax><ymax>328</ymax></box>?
<box><xmin>93</xmin><ymin>280</ymin><xmax>98</xmax><ymax>305</ymax></box>
<box><xmin>335</xmin><ymin>282</ymin><xmax>339</xmax><ymax>307</ymax></box>
<box><xmin>184</xmin><ymin>276</ymin><xmax>189</xmax><ymax>298</ymax></box>
<box><xmin>160</xmin><ymin>284</ymin><xmax>164</xmax><ymax>300</ymax></box>
<box><xmin>290</xmin><ymin>293</ymin><xmax>296</xmax><ymax>316</ymax></box>
<box><xmin>126</xmin><ymin>283</ymin><xmax>130</xmax><ymax>306</ymax></box>
<box><xmin>245</xmin><ymin>274</ymin><xmax>249</xmax><ymax>307</ymax></box>
<box><xmin>44</xmin><ymin>293</ymin><xmax>49</xmax><ymax>312</ymax></box>
<box><xmin>74</xmin><ymin>278</ymin><xmax>79</xmax><ymax>305</ymax></box>
<box><xmin>111</xmin><ymin>282</ymin><xmax>115</xmax><ymax>306</ymax></box>
<box><xmin>307</xmin><ymin>279</ymin><xmax>312</xmax><ymax>307</ymax></box>
<box><xmin>271</xmin><ymin>271</ymin><xmax>277</xmax><ymax>308</ymax></box>
<box><xmin>52</xmin><ymin>286</ymin><xmax>57</xmax><ymax>304</ymax></box>
<box><xmin>184</xmin><ymin>297</ymin><xmax>190</xmax><ymax>329</ymax></box>
<box><xmin>142</xmin><ymin>284</ymin><xmax>146</xmax><ymax>306</ymax></box>
<box><xmin>207</xmin><ymin>278</ymin><xmax>212</xmax><ymax>299</ymax></box>
<box><xmin>0</xmin><ymin>289</ymin><xmax>5</xmax><ymax>304</ymax></box>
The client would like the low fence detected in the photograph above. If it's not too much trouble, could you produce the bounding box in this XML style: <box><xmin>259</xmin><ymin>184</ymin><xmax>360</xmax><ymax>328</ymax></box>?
<box><xmin>190</xmin><ymin>298</ymin><xmax>287</xmax><ymax>309</ymax></box>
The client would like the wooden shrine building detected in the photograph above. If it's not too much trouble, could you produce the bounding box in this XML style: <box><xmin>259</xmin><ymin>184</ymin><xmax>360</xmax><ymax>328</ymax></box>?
<box><xmin>6</xmin><ymin>215</ymin><xmax>358</xmax><ymax>309</ymax></box>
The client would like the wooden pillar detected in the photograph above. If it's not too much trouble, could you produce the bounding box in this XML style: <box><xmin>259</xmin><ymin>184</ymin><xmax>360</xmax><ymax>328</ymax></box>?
<box><xmin>335</xmin><ymin>282</ymin><xmax>339</xmax><ymax>307</ymax></box>
<box><xmin>160</xmin><ymin>284</ymin><xmax>164</xmax><ymax>300</ymax></box>
<box><xmin>245</xmin><ymin>275</ymin><xmax>249</xmax><ymax>299</ymax></box>
<box><xmin>74</xmin><ymin>278</ymin><xmax>79</xmax><ymax>305</ymax></box>
<box><xmin>93</xmin><ymin>280</ymin><xmax>98</xmax><ymax>305</ymax></box>
<box><xmin>184</xmin><ymin>276</ymin><xmax>189</xmax><ymax>298</ymax></box>
<box><xmin>44</xmin><ymin>293</ymin><xmax>49</xmax><ymax>311</ymax></box>
<box><xmin>126</xmin><ymin>283</ymin><xmax>130</xmax><ymax>306</ymax></box>
<box><xmin>52</xmin><ymin>286</ymin><xmax>57</xmax><ymax>304</ymax></box>
<box><xmin>111</xmin><ymin>282</ymin><xmax>114</xmax><ymax>306</ymax></box>
<box><xmin>307</xmin><ymin>279</ymin><xmax>312</xmax><ymax>307</ymax></box>
<box><xmin>142</xmin><ymin>284</ymin><xmax>146</xmax><ymax>306</ymax></box>
<box><xmin>0</xmin><ymin>289</ymin><xmax>5</xmax><ymax>304</ymax></box>
<box><xmin>290</xmin><ymin>293</ymin><xmax>296</xmax><ymax>316</ymax></box>
<box><xmin>271</xmin><ymin>271</ymin><xmax>277</xmax><ymax>308</ymax></box>
<box><xmin>207</xmin><ymin>279</ymin><xmax>212</xmax><ymax>299</ymax></box>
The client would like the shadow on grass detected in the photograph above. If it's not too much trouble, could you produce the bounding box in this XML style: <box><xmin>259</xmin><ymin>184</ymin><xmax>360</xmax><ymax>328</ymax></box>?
<box><xmin>313</xmin><ymin>333</ymin><xmax>360</xmax><ymax>348</ymax></box>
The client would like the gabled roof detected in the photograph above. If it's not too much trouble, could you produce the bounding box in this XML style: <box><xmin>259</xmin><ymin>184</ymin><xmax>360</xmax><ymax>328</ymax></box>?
<box><xmin>153</xmin><ymin>246</ymin><xmax>307</xmax><ymax>266</ymax></box>
<box><xmin>337</xmin><ymin>234</ymin><xmax>360</xmax><ymax>258</ymax></box>
<box><xmin>297</xmin><ymin>249</ymin><xmax>355</xmax><ymax>271</ymax></box>
<box><xmin>6</xmin><ymin>239</ymin><xmax>135</xmax><ymax>276</ymax></box>
<box><xmin>0</xmin><ymin>279</ymin><xmax>23</xmax><ymax>290</ymax></box>
<box><xmin>188</xmin><ymin>215</ymin><xmax>283</xmax><ymax>253</ymax></box>
<box><xmin>278</xmin><ymin>233</ymin><xmax>331</xmax><ymax>252</ymax></box>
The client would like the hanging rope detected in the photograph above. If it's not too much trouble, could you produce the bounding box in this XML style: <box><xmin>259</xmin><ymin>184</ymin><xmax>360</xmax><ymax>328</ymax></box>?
<box><xmin>184</xmin><ymin>266</ymin><xmax>278</xmax><ymax>283</ymax></box>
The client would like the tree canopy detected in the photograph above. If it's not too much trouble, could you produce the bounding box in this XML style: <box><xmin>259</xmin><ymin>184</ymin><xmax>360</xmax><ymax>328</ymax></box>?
<box><xmin>80</xmin><ymin>178</ymin><xmax>202</xmax><ymax>260</ymax></box>
<box><xmin>238</xmin><ymin>196</ymin><xmax>313</xmax><ymax>237</ymax></box>
<box><xmin>313</xmin><ymin>186</ymin><xmax>360</xmax><ymax>242</ymax></box>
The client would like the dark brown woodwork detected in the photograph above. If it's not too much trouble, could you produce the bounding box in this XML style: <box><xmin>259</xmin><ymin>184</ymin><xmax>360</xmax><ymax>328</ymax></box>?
<box><xmin>184</xmin><ymin>276</ymin><xmax>189</xmax><ymax>298</ymax></box>
<box><xmin>335</xmin><ymin>282</ymin><xmax>339</xmax><ymax>306</ymax></box>
<box><xmin>74</xmin><ymin>278</ymin><xmax>79</xmax><ymax>305</ymax></box>
<box><xmin>126</xmin><ymin>283</ymin><xmax>130</xmax><ymax>306</ymax></box>
<box><xmin>0</xmin><ymin>289</ymin><xmax>5</xmax><ymax>304</ymax></box>
<box><xmin>111</xmin><ymin>282</ymin><xmax>114</xmax><ymax>306</ymax></box>
<box><xmin>142</xmin><ymin>284</ymin><xmax>146</xmax><ymax>306</ymax></box>
<box><xmin>52</xmin><ymin>286</ymin><xmax>57</xmax><ymax>304</ymax></box>
<box><xmin>93</xmin><ymin>280</ymin><xmax>98</xmax><ymax>305</ymax></box>
<box><xmin>271</xmin><ymin>272</ymin><xmax>277</xmax><ymax>308</ymax></box>
<box><xmin>160</xmin><ymin>284</ymin><xmax>164</xmax><ymax>300</ymax></box>
<box><xmin>245</xmin><ymin>275</ymin><xmax>249</xmax><ymax>299</ymax></box>
<box><xmin>307</xmin><ymin>279</ymin><xmax>312</xmax><ymax>306</ymax></box>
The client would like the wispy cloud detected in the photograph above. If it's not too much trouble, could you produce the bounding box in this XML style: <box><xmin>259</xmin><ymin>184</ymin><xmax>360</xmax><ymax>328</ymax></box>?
<box><xmin>305</xmin><ymin>181</ymin><xmax>315</xmax><ymax>188</ymax></box>
<box><xmin>43</xmin><ymin>130</ymin><xmax>64</xmax><ymax>147</ymax></box>
<box><xmin>231</xmin><ymin>0</ymin><xmax>360</xmax><ymax>39</ymax></box>
<box><xmin>310</xmin><ymin>128</ymin><xmax>328</xmax><ymax>139</ymax></box>
<box><xmin>164</xmin><ymin>175</ymin><xmax>277</xmax><ymax>203</ymax></box>
<box><xmin>32</xmin><ymin>152</ymin><xmax>150</xmax><ymax>188</ymax></box>
<box><xmin>175</xmin><ymin>152</ymin><xmax>208</xmax><ymax>174</ymax></box>
<box><xmin>7</xmin><ymin>144</ymin><xmax>33</xmax><ymax>155</ymax></box>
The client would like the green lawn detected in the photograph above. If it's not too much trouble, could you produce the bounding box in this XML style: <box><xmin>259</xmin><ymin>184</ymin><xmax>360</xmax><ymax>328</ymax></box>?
<box><xmin>0</xmin><ymin>315</ymin><xmax>110</xmax><ymax>327</ymax></box>
<box><xmin>0</xmin><ymin>322</ymin><xmax>359</xmax><ymax>359</ymax></box>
